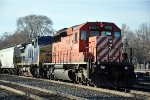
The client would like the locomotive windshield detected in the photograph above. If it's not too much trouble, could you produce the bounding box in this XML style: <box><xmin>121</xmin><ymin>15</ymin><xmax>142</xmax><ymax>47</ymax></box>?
<box><xmin>81</xmin><ymin>30</ymin><xmax>87</xmax><ymax>40</ymax></box>
<box><xmin>90</xmin><ymin>31</ymin><xmax>99</xmax><ymax>37</ymax></box>
<box><xmin>101</xmin><ymin>31</ymin><xmax>112</xmax><ymax>36</ymax></box>
<box><xmin>114</xmin><ymin>32</ymin><xmax>121</xmax><ymax>37</ymax></box>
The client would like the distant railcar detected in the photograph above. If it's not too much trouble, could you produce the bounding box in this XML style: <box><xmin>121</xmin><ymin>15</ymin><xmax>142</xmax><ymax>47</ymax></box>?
<box><xmin>16</xmin><ymin>36</ymin><xmax>53</xmax><ymax>76</ymax></box>
<box><xmin>0</xmin><ymin>46</ymin><xmax>21</xmax><ymax>74</ymax></box>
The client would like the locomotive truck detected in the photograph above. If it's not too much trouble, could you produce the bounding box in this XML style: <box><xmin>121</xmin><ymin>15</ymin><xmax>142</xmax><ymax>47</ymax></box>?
<box><xmin>0</xmin><ymin>22</ymin><xmax>136</xmax><ymax>88</ymax></box>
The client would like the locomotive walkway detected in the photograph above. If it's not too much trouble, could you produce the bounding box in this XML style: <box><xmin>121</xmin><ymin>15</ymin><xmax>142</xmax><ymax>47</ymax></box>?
<box><xmin>0</xmin><ymin>74</ymin><xmax>150</xmax><ymax>100</ymax></box>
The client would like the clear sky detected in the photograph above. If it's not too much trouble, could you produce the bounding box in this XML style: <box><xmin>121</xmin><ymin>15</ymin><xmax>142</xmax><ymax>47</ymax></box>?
<box><xmin>0</xmin><ymin>0</ymin><xmax>150</xmax><ymax>35</ymax></box>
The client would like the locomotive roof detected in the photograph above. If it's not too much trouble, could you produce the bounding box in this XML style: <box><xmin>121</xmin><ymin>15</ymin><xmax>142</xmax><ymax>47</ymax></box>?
<box><xmin>53</xmin><ymin>23</ymin><xmax>85</xmax><ymax>37</ymax></box>
<box><xmin>53</xmin><ymin>28</ymin><xmax>67</xmax><ymax>37</ymax></box>
<box><xmin>52</xmin><ymin>22</ymin><xmax>119</xmax><ymax>38</ymax></box>
<box><xmin>36</xmin><ymin>36</ymin><xmax>53</xmax><ymax>45</ymax></box>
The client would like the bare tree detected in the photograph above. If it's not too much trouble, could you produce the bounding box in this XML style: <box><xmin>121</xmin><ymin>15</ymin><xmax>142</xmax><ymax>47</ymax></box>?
<box><xmin>0</xmin><ymin>32</ymin><xmax>11</xmax><ymax>49</ymax></box>
<box><xmin>121</xmin><ymin>24</ymin><xmax>138</xmax><ymax>63</ymax></box>
<box><xmin>0</xmin><ymin>14</ymin><xmax>54</xmax><ymax>49</ymax></box>
<box><xmin>122</xmin><ymin>23</ymin><xmax>150</xmax><ymax>64</ymax></box>
<box><xmin>121</xmin><ymin>24</ymin><xmax>130</xmax><ymax>38</ymax></box>
<box><xmin>0</xmin><ymin>31</ymin><xmax>30</xmax><ymax>49</ymax></box>
<box><xmin>135</xmin><ymin>23</ymin><xmax>150</xmax><ymax>63</ymax></box>
<box><xmin>17</xmin><ymin>14</ymin><xmax>54</xmax><ymax>40</ymax></box>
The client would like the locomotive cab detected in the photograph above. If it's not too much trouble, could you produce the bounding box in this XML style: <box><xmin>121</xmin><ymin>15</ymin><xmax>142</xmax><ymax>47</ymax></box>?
<box><xmin>79</xmin><ymin>22</ymin><xmax>122</xmax><ymax>63</ymax></box>
<box><xmin>78</xmin><ymin>22</ymin><xmax>136</xmax><ymax>88</ymax></box>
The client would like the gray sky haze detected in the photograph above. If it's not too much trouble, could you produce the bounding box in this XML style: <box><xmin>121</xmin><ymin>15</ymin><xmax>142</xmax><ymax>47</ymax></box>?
<box><xmin>0</xmin><ymin>0</ymin><xmax>150</xmax><ymax>35</ymax></box>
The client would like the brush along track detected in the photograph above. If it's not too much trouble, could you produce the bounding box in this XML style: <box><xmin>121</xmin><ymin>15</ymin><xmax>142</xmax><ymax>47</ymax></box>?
<box><xmin>0</xmin><ymin>74</ymin><xmax>150</xmax><ymax>100</ymax></box>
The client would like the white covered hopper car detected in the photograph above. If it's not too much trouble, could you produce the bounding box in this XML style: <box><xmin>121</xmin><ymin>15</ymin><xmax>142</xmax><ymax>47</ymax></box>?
<box><xmin>0</xmin><ymin>46</ymin><xmax>21</xmax><ymax>74</ymax></box>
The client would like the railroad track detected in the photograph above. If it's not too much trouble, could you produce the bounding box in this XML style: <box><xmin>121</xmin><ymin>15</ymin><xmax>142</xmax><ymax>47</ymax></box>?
<box><xmin>130</xmin><ymin>79</ymin><xmax>150</xmax><ymax>92</ymax></box>
<box><xmin>132</xmin><ymin>84</ymin><xmax>150</xmax><ymax>92</ymax></box>
<box><xmin>0</xmin><ymin>81</ymin><xmax>74</xmax><ymax>100</ymax></box>
<box><xmin>0</xmin><ymin>74</ymin><xmax>150</xmax><ymax>100</ymax></box>
<box><xmin>0</xmin><ymin>87</ymin><xmax>31</xmax><ymax>100</ymax></box>
<box><xmin>137</xmin><ymin>81</ymin><xmax>150</xmax><ymax>86</ymax></box>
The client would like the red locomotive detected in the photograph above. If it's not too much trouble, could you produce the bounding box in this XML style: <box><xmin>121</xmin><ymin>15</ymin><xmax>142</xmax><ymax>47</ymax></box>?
<box><xmin>43</xmin><ymin>22</ymin><xmax>136</xmax><ymax>88</ymax></box>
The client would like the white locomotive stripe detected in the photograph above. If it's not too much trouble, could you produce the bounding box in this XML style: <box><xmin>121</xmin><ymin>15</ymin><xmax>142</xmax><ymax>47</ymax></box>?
<box><xmin>102</xmin><ymin>55</ymin><xmax>108</xmax><ymax>61</ymax></box>
<box><xmin>115</xmin><ymin>50</ymin><xmax>119</xmax><ymax>56</ymax></box>
<box><xmin>114</xmin><ymin>38</ymin><xmax>122</xmax><ymax>48</ymax></box>
<box><xmin>109</xmin><ymin>38</ymin><xmax>122</xmax><ymax>57</ymax></box>
<box><xmin>96</xmin><ymin>37</ymin><xmax>109</xmax><ymax>61</ymax></box>
<box><xmin>96</xmin><ymin>36</ymin><xmax>104</xmax><ymax>44</ymax></box>
<box><xmin>114</xmin><ymin>50</ymin><xmax>120</xmax><ymax>62</ymax></box>
<box><xmin>97</xmin><ymin>38</ymin><xmax>108</xmax><ymax>51</ymax></box>
<box><xmin>99</xmin><ymin>47</ymin><xmax>108</xmax><ymax>57</ymax></box>
<box><xmin>96</xmin><ymin>37</ymin><xmax>122</xmax><ymax>62</ymax></box>
<box><xmin>97</xmin><ymin>48</ymin><xmax>109</xmax><ymax>61</ymax></box>
<box><xmin>113</xmin><ymin>38</ymin><xmax>118</xmax><ymax>44</ymax></box>
<box><xmin>109</xmin><ymin>42</ymin><xmax>122</xmax><ymax>58</ymax></box>
<box><xmin>96</xmin><ymin>36</ymin><xmax>107</xmax><ymax>47</ymax></box>
<box><xmin>100</xmin><ymin>48</ymin><xmax>109</xmax><ymax>61</ymax></box>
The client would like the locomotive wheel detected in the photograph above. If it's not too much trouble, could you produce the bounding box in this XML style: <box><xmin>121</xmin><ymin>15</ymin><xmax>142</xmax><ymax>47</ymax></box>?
<box><xmin>75</xmin><ymin>75</ymin><xmax>82</xmax><ymax>84</ymax></box>
<box><xmin>94</xmin><ymin>84</ymin><xmax>97</xmax><ymax>87</ymax></box>
<box><xmin>46</xmin><ymin>69</ymin><xmax>54</xmax><ymax>79</ymax></box>
<box><xmin>18</xmin><ymin>67</ymin><xmax>23</xmax><ymax>75</ymax></box>
<box><xmin>49</xmin><ymin>68</ymin><xmax>54</xmax><ymax>80</ymax></box>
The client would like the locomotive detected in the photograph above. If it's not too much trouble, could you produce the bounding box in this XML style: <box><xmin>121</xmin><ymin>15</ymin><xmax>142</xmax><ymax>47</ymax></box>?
<box><xmin>0</xmin><ymin>22</ymin><xmax>136</xmax><ymax>88</ymax></box>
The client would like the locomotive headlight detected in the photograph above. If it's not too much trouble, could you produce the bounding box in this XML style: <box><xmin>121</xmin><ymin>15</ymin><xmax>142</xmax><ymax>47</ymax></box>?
<box><xmin>125</xmin><ymin>66</ymin><xmax>128</xmax><ymax>70</ymax></box>
<box><xmin>101</xmin><ymin>66</ymin><xmax>105</xmax><ymax>69</ymax></box>
<box><xmin>97</xmin><ymin>61</ymin><xmax>100</xmax><ymax>65</ymax></box>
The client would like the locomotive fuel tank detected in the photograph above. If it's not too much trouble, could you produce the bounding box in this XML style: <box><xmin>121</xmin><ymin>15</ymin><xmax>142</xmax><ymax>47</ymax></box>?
<box><xmin>54</xmin><ymin>69</ymin><xmax>75</xmax><ymax>81</ymax></box>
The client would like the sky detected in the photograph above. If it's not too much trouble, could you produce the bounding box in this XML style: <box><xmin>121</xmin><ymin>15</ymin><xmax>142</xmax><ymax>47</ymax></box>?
<box><xmin>0</xmin><ymin>0</ymin><xmax>150</xmax><ymax>36</ymax></box>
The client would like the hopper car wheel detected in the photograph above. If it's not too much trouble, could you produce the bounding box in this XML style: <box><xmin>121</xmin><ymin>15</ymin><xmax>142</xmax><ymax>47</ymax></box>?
<box><xmin>4</xmin><ymin>69</ymin><xmax>13</xmax><ymax>74</ymax></box>
<box><xmin>18</xmin><ymin>67</ymin><xmax>24</xmax><ymax>76</ymax></box>
<box><xmin>34</xmin><ymin>67</ymin><xmax>40</xmax><ymax>78</ymax></box>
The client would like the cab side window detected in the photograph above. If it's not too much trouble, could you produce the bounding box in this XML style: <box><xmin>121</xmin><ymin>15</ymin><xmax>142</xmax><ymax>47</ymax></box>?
<box><xmin>81</xmin><ymin>30</ymin><xmax>86</xmax><ymax>40</ymax></box>
<box><xmin>114</xmin><ymin>32</ymin><xmax>121</xmax><ymax>37</ymax></box>
<box><xmin>74</xmin><ymin>32</ymin><xmax>78</xmax><ymax>42</ymax></box>
<box><xmin>28</xmin><ymin>49</ymin><xmax>33</xmax><ymax>58</ymax></box>
<box><xmin>34</xmin><ymin>39</ymin><xmax>37</xmax><ymax>48</ymax></box>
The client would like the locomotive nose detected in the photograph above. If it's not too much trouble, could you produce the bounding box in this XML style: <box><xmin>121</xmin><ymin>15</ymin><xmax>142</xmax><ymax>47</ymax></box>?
<box><xmin>96</xmin><ymin>36</ymin><xmax>122</xmax><ymax>62</ymax></box>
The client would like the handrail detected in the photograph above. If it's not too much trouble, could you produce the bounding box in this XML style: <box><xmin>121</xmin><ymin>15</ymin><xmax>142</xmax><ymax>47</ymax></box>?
<box><xmin>44</xmin><ymin>50</ymin><xmax>78</xmax><ymax>64</ymax></box>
